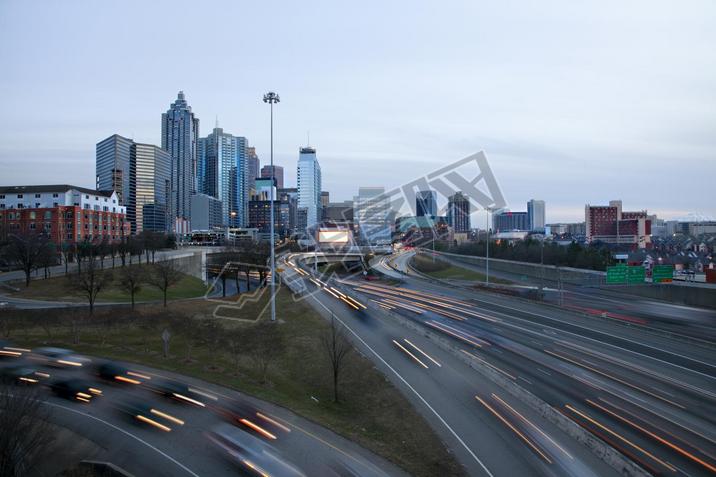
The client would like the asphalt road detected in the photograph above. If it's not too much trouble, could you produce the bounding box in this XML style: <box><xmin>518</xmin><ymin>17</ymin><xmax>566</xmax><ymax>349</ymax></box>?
<box><xmin>427</xmin><ymin>250</ymin><xmax>716</xmax><ymax>343</ymax></box>
<box><xmin>282</xmin><ymin>253</ymin><xmax>620</xmax><ymax>477</ymax></box>
<box><xmin>0</xmin><ymin>350</ymin><xmax>404</xmax><ymax>477</ymax></box>
<box><xmin>363</xmin><ymin>250</ymin><xmax>716</xmax><ymax>477</ymax></box>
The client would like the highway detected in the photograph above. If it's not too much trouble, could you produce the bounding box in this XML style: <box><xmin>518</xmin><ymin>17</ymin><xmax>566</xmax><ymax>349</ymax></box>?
<box><xmin>361</xmin><ymin>250</ymin><xmax>716</xmax><ymax>476</ymax></box>
<box><xmin>0</xmin><ymin>349</ymin><xmax>403</xmax><ymax>477</ymax></box>
<box><xmin>424</xmin><ymin>250</ymin><xmax>716</xmax><ymax>344</ymax></box>
<box><xmin>281</xmin><ymin>253</ymin><xmax>621</xmax><ymax>477</ymax></box>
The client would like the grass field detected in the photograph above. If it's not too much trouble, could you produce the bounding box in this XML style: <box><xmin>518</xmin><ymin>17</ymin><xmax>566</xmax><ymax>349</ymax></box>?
<box><xmin>4</xmin><ymin>289</ymin><xmax>463</xmax><ymax>477</ymax></box>
<box><xmin>412</xmin><ymin>254</ymin><xmax>512</xmax><ymax>284</ymax></box>
<box><xmin>8</xmin><ymin>266</ymin><xmax>208</xmax><ymax>303</ymax></box>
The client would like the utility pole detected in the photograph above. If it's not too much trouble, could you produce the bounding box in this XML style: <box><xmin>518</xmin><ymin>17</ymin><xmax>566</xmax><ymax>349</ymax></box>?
<box><xmin>485</xmin><ymin>208</ymin><xmax>490</xmax><ymax>286</ymax></box>
<box><xmin>263</xmin><ymin>92</ymin><xmax>280</xmax><ymax>322</ymax></box>
<box><xmin>540</xmin><ymin>234</ymin><xmax>545</xmax><ymax>297</ymax></box>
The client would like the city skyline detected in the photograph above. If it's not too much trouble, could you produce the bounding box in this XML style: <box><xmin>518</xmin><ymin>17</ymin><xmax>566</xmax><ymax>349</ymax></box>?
<box><xmin>1</xmin><ymin>1</ymin><xmax>714</xmax><ymax>222</ymax></box>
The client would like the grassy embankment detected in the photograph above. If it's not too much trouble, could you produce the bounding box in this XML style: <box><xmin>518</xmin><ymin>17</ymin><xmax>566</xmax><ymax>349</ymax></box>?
<box><xmin>412</xmin><ymin>253</ymin><xmax>512</xmax><ymax>284</ymax></box>
<box><xmin>3</xmin><ymin>289</ymin><xmax>463</xmax><ymax>477</ymax></box>
<box><xmin>8</xmin><ymin>266</ymin><xmax>207</xmax><ymax>303</ymax></box>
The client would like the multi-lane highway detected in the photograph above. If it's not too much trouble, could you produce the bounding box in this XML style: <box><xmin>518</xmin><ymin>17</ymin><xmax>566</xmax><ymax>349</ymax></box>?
<box><xmin>285</xmin><ymin>250</ymin><xmax>716</xmax><ymax>477</ymax></box>
<box><xmin>282</xmin><ymin>253</ymin><xmax>623</xmax><ymax>477</ymax></box>
<box><xmin>0</xmin><ymin>347</ymin><xmax>402</xmax><ymax>477</ymax></box>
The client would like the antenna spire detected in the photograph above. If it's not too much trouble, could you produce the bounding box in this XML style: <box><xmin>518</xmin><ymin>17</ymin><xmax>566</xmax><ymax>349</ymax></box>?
<box><xmin>215</xmin><ymin>115</ymin><xmax>219</xmax><ymax>129</ymax></box>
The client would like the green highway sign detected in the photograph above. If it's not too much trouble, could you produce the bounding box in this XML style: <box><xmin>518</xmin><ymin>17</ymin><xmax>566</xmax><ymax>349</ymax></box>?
<box><xmin>607</xmin><ymin>265</ymin><xmax>645</xmax><ymax>284</ymax></box>
<box><xmin>652</xmin><ymin>265</ymin><xmax>674</xmax><ymax>283</ymax></box>
<box><xmin>607</xmin><ymin>266</ymin><xmax>627</xmax><ymax>284</ymax></box>
<box><xmin>626</xmin><ymin>266</ymin><xmax>645</xmax><ymax>284</ymax></box>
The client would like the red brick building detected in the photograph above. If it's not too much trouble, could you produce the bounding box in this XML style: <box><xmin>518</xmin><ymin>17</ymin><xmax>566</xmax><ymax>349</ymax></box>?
<box><xmin>585</xmin><ymin>200</ymin><xmax>651</xmax><ymax>249</ymax></box>
<box><xmin>0</xmin><ymin>185</ymin><xmax>129</xmax><ymax>244</ymax></box>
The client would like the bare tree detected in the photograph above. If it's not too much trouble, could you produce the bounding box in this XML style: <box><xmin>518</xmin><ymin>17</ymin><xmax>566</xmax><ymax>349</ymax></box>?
<box><xmin>118</xmin><ymin>264</ymin><xmax>144</xmax><ymax>310</ymax></box>
<box><xmin>148</xmin><ymin>261</ymin><xmax>183</xmax><ymax>307</ymax></box>
<box><xmin>322</xmin><ymin>314</ymin><xmax>353</xmax><ymax>403</ymax></box>
<box><xmin>0</xmin><ymin>384</ymin><xmax>55</xmax><ymax>476</ymax></box>
<box><xmin>4</xmin><ymin>232</ymin><xmax>52</xmax><ymax>287</ymax></box>
<box><xmin>71</xmin><ymin>256</ymin><xmax>113</xmax><ymax>315</ymax></box>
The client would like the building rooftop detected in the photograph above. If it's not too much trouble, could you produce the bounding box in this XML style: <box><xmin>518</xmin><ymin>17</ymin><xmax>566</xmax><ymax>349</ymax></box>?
<box><xmin>0</xmin><ymin>184</ymin><xmax>115</xmax><ymax>197</ymax></box>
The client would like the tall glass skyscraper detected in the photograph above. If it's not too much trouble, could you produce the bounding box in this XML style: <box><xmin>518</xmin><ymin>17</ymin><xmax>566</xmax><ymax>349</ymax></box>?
<box><xmin>161</xmin><ymin>91</ymin><xmax>199</xmax><ymax>229</ymax></box>
<box><xmin>132</xmin><ymin>144</ymin><xmax>171</xmax><ymax>233</ymax></box>
<box><xmin>247</xmin><ymin>147</ymin><xmax>260</xmax><ymax>196</ymax></box>
<box><xmin>354</xmin><ymin>187</ymin><xmax>391</xmax><ymax>245</ymax></box>
<box><xmin>97</xmin><ymin>134</ymin><xmax>169</xmax><ymax>234</ymax></box>
<box><xmin>96</xmin><ymin>134</ymin><xmax>133</xmax><ymax>207</ymax></box>
<box><xmin>527</xmin><ymin>199</ymin><xmax>546</xmax><ymax>231</ymax></box>
<box><xmin>447</xmin><ymin>192</ymin><xmax>470</xmax><ymax>233</ymax></box>
<box><xmin>297</xmin><ymin>146</ymin><xmax>322</xmax><ymax>230</ymax></box>
<box><xmin>197</xmin><ymin>127</ymin><xmax>248</xmax><ymax>227</ymax></box>
<box><xmin>416</xmin><ymin>190</ymin><xmax>437</xmax><ymax>217</ymax></box>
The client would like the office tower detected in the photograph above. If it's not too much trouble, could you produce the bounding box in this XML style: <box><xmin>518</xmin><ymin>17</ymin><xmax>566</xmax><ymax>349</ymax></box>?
<box><xmin>96</xmin><ymin>134</ymin><xmax>134</xmax><ymax>207</ymax></box>
<box><xmin>260</xmin><ymin>165</ymin><xmax>284</xmax><ymax>189</ymax></box>
<box><xmin>197</xmin><ymin>127</ymin><xmax>248</xmax><ymax>227</ymax></box>
<box><xmin>190</xmin><ymin>194</ymin><xmax>223</xmax><ymax>230</ymax></box>
<box><xmin>416</xmin><ymin>190</ymin><xmax>437</xmax><ymax>217</ymax></box>
<box><xmin>321</xmin><ymin>191</ymin><xmax>330</xmax><ymax>208</ymax></box>
<box><xmin>493</xmin><ymin>211</ymin><xmax>529</xmax><ymax>232</ymax></box>
<box><xmin>527</xmin><ymin>199</ymin><xmax>546</xmax><ymax>231</ymax></box>
<box><xmin>354</xmin><ymin>187</ymin><xmax>391</xmax><ymax>245</ymax></box>
<box><xmin>278</xmin><ymin>187</ymin><xmax>298</xmax><ymax>234</ymax></box>
<box><xmin>297</xmin><ymin>146</ymin><xmax>322</xmax><ymax>230</ymax></box>
<box><xmin>161</xmin><ymin>91</ymin><xmax>199</xmax><ymax>229</ymax></box>
<box><xmin>247</xmin><ymin>147</ymin><xmax>260</xmax><ymax>195</ymax></box>
<box><xmin>96</xmin><ymin>134</ymin><xmax>170</xmax><ymax>234</ymax></box>
<box><xmin>132</xmin><ymin>143</ymin><xmax>171</xmax><ymax>233</ymax></box>
<box><xmin>447</xmin><ymin>192</ymin><xmax>470</xmax><ymax>233</ymax></box>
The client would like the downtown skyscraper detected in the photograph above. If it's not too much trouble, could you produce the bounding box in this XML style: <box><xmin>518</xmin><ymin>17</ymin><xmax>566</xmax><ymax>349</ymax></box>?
<box><xmin>297</xmin><ymin>146</ymin><xmax>322</xmax><ymax>230</ymax></box>
<box><xmin>198</xmin><ymin>126</ymin><xmax>248</xmax><ymax>227</ymax></box>
<box><xmin>161</xmin><ymin>91</ymin><xmax>199</xmax><ymax>231</ymax></box>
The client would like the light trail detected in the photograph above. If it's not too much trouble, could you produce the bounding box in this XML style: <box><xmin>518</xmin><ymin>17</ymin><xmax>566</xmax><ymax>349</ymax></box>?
<box><xmin>491</xmin><ymin>393</ymin><xmax>573</xmax><ymax>459</ymax></box>
<box><xmin>476</xmin><ymin>395</ymin><xmax>552</xmax><ymax>464</ymax></box>
<box><xmin>392</xmin><ymin>339</ymin><xmax>429</xmax><ymax>369</ymax></box>
<box><xmin>403</xmin><ymin>339</ymin><xmax>442</xmax><ymax>367</ymax></box>
<box><xmin>565</xmin><ymin>404</ymin><xmax>677</xmax><ymax>472</ymax></box>
<box><xmin>587</xmin><ymin>399</ymin><xmax>716</xmax><ymax>473</ymax></box>
<box><xmin>426</xmin><ymin>320</ymin><xmax>486</xmax><ymax>348</ymax></box>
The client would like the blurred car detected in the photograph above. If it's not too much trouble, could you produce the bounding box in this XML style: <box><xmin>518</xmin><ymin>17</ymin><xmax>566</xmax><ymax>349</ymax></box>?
<box><xmin>146</xmin><ymin>379</ymin><xmax>205</xmax><ymax>407</ymax></box>
<box><xmin>116</xmin><ymin>399</ymin><xmax>185</xmax><ymax>432</ymax></box>
<box><xmin>0</xmin><ymin>365</ymin><xmax>50</xmax><ymax>385</ymax></box>
<box><xmin>207</xmin><ymin>423</ymin><xmax>305</xmax><ymax>477</ymax></box>
<box><xmin>215</xmin><ymin>400</ymin><xmax>288</xmax><ymax>440</ymax></box>
<box><xmin>97</xmin><ymin>361</ymin><xmax>150</xmax><ymax>385</ymax></box>
<box><xmin>50</xmin><ymin>378</ymin><xmax>102</xmax><ymax>403</ymax></box>
<box><xmin>33</xmin><ymin>347</ymin><xmax>90</xmax><ymax>368</ymax></box>
<box><xmin>0</xmin><ymin>340</ymin><xmax>30</xmax><ymax>359</ymax></box>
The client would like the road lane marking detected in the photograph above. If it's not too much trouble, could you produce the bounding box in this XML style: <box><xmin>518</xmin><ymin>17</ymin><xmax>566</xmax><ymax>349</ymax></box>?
<box><xmin>393</xmin><ymin>339</ymin><xmax>429</xmax><ymax>369</ymax></box>
<box><xmin>404</xmin><ymin>338</ymin><xmax>442</xmax><ymax>367</ymax></box>
<box><xmin>308</xmin><ymin>292</ymin><xmax>495</xmax><ymax>477</ymax></box>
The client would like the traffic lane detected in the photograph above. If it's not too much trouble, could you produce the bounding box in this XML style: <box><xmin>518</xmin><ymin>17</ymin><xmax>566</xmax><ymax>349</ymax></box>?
<box><xmin>393</xmin><ymin>276</ymin><xmax>716</xmax><ymax>380</ymax></box>
<box><xmin>3</xmin><ymin>355</ymin><xmax>403</xmax><ymax>477</ymax></box>
<box><xmin>378</xmin><ymin>300</ymin><xmax>716</xmax><ymax>477</ymax></box>
<box><xmin>305</xmin><ymin>282</ymin><xmax>619</xmax><ymax>477</ymax></box>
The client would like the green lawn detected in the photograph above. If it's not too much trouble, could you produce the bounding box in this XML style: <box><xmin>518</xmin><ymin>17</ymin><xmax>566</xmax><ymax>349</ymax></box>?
<box><xmin>4</xmin><ymin>290</ymin><xmax>463</xmax><ymax>477</ymax></box>
<box><xmin>412</xmin><ymin>254</ymin><xmax>512</xmax><ymax>284</ymax></box>
<box><xmin>9</xmin><ymin>266</ymin><xmax>208</xmax><ymax>303</ymax></box>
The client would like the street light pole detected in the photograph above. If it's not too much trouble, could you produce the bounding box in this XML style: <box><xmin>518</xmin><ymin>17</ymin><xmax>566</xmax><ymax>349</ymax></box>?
<box><xmin>485</xmin><ymin>208</ymin><xmax>490</xmax><ymax>286</ymax></box>
<box><xmin>263</xmin><ymin>91</ymin><xmax>280</xmax><ymax>322</ymax></box>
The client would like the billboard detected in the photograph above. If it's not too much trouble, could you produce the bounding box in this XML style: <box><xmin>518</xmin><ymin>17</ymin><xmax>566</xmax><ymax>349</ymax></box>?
<box><xmin>318</xmin><ymin>229</ymin><xmax>351</xmax><ymax>244</ymax></box>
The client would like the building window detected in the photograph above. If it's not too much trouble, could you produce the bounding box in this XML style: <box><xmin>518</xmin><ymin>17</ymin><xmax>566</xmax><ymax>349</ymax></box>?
<box><xmin>35</xmin><ymin>194</ymin><xmax>41</xmax><ymax>198</ymax></box>
<box><xmin>84</xmin><ymin>204</ymin><xmax>90</xmax><ymax>209</ymax></box>
<box><xmin>17</xmin><ymin>194</ymin><xmax>23</xmax><ymax>198</ymax></box>
<box><xmin>44</xmin><ymin>211</ymin><xmax>52</xmax><ymax>219</ymax></box>
<box><xmin>35</xmin><ymin>203</ymin><xmax>40</xmax><ymax>208</ymax></box>
<box><xmin>85</xmin><ymin>195</ymin><xmax>89</xmax><ymax>199</ymax></box>
<box><xmin>53</xmin><ymin>193</ymin><xmax>59</xmax><ymax>198</ymax></box>
<box><xmin>29</xmin><ymin>223</ymin><xmax>36</xmax><ymax>230</ymax></box>
<box><xmin>29</xmin><ymin>211</ymin><xmax>36</xmax><ymax>219</ymax></box>
<box><xmin>53</xmin><ymin>202</ymin><xmax>59</xmax><ymax>207</ymax></box>
<box><xmin>0</xmin><ymin>194</ymin><xmax>4</xmax><ymax>199</ymax></box>
<box><xmin>17</xmin><ymin>203</ymin><xmax>23</xmax><ymax>209</ymax></box>
<box><xmin>65</xmin><ymin>212</ymin><xmax>72</xmax><ymax>219</ymax></box>
<box><xmin>66</xmin><ymin>223</ymin><xmax>73</xmax><ymax>229</ymax></box>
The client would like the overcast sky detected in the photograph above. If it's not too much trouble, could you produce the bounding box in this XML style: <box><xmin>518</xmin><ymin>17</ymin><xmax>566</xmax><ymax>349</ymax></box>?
<box><xmin>1</xmin><ymin>0</ymin><xmax>714</xmax><ymax>223</ymax></box>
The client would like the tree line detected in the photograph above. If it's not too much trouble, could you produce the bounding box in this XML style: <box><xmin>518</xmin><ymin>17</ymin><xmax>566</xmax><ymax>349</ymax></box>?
<box><xmin>437</xmin><ymin>238</ymin><xmax>614</xmax><ymax>271</ymax></box>
<box><xmin>0</xmin><ymin>231</ymin><xmax>176</xmax><ymax>287</ymax></box>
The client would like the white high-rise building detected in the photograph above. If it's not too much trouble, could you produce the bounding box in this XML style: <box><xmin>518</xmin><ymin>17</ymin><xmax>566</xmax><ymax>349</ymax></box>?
<box><xmin>527</xmin><ymin>199</ymin><xmax>546</xmax><ymax>231</ymax></box>
<box><xmin>297</xmin><ymin>146</ymin><xmax>322</xmax><ymax>230</ymax></box>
